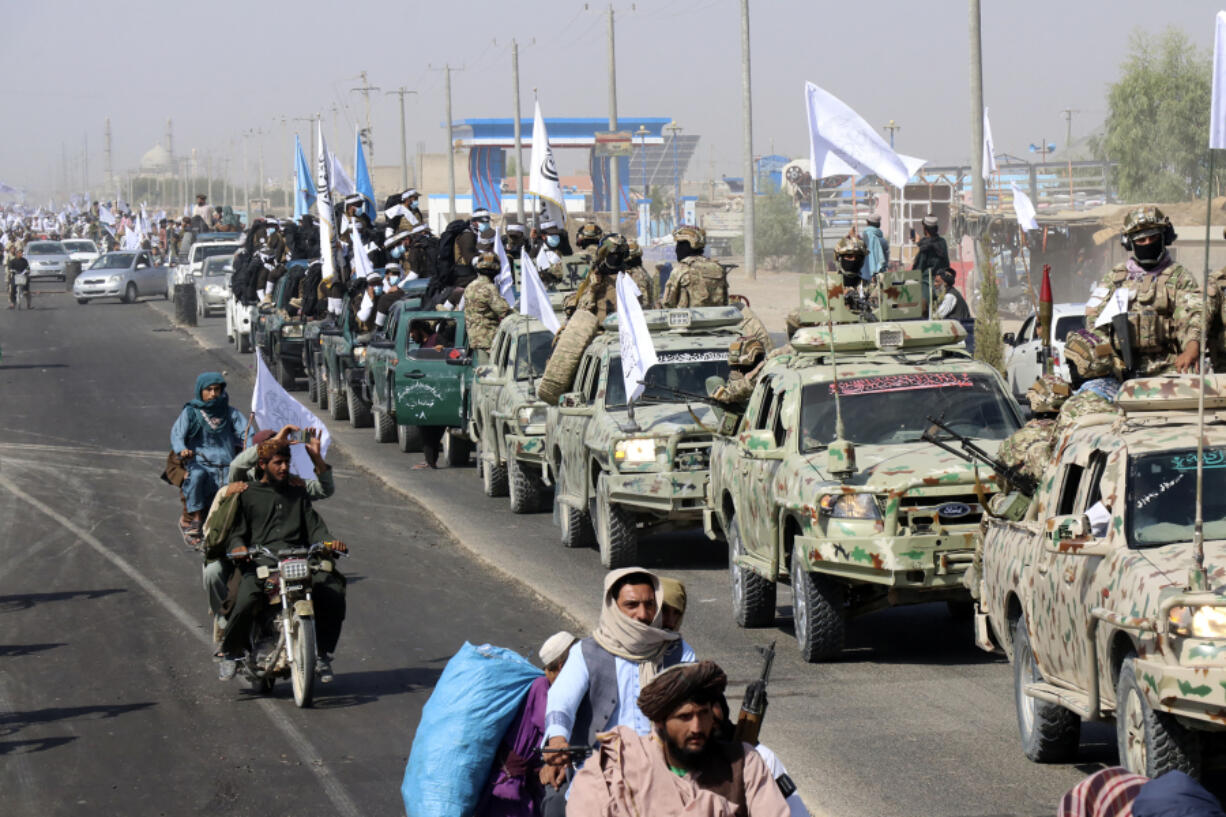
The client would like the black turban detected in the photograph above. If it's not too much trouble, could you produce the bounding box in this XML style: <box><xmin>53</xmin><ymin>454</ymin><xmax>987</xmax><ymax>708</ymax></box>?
<box><xmin>637</xmin><ymin>661</ymin><xmax>727</xmax><ymax>723</ymax></box>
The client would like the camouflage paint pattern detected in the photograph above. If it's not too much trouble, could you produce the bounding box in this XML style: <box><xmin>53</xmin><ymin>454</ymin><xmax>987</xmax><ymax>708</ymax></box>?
<box><xmin>1084</xmin><ymin>262</ymin><xmax>1203</xmax><ymax>377</ymax></box>
<box><xmin>468</xmin><ymin>314</ymin><xmax>555</xmax><ymax>471</ymax></box>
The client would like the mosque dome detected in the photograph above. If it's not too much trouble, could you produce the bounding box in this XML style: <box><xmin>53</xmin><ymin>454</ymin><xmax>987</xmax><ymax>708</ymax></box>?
<box><xmin>140</xmin><ymin>144</ymin><xmax>172</xmax><ymax>174</ymax></box>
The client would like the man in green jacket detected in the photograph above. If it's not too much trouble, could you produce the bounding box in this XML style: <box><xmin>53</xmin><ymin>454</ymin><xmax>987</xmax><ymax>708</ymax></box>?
<box><xmin>217</xmin><ymin>440</ymin><xmax>348</xmax><ymax>683</ymax></box>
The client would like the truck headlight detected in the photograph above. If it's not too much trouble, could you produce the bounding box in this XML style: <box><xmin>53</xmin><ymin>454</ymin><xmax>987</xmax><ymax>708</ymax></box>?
<box><xmin>1168</xmin><ymin>605</ymin><xmax>1226</xmax><ymax>638</ymax></box>
<box><xmin>819</xmin><ymin>493</ymin><xmax>882</xmax><ymax>519</ymax></box>
<box><xmin>517</xmin><ymin>405</ymin><xmax>548</xmax><ymax>432</ymax></box>
<box><xmin>352</xmin><ymin>346</ymin><xmax>368</xmax><ymax>364</ymax></box>
<box><xmin>615</xmin><ymin>438</ymin><xmax>659</xmax><ymax>464</ymax></box>
<box><xmin>281</xmin><ymin>324</ymin><xmax>304</xmax><ymax>338</ymax></box>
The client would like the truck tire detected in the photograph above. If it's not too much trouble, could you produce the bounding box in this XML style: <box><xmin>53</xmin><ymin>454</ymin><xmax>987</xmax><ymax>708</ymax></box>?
<box><xmin>275</xmin><ymin>353</ymin><xmax>296</xmax><ymax>390</ymax></box>
<box><xmin>1013</xmin><ymin>617</ymin><xmax>1080</xmax><ymax>763</ymax></box>
<box><xmin>398</xmin><ymin>423</ymin><xmax>423</xmax><ymax>453</ymax></box>
<box><xmin>481</xmin><ymin>442</ymin><xmax>508</xmax><ymax>496</ymax></box>
<box><xmin>347</xmin><ymin>387</ymin><xmax>372</xmax><ymax>428</ymax></box>
<box><xmin>306</xmin><ymin>361</ymin><xmax>319</xmax><ymax>403</ymax></box>
<box><xmin>372</xmin><ymin>401</ymin><xmax>396</xmax><ymax>443</ymax></box>
<box><xmin>444</xmin><ymin>432</ymin><xmax>472</xmax><ymax>467</ymax></box>
<box><xmin>316</xmin><ymin>363</ymin><xmax>329</xmax><ymax>411</ymax></box>
<box><xmin>791</xmin><ymin>553</ymin><xmax>845</xmax><ymax>662</ymax></box>
<box><xmin>595</xmin><ymin>474</ymin><xmax>637</xmax><ymax>569</ymax></box>
<box><xmin>1116</xmin><ymin>654</ymin><xmax>1202</xmax><ymax>777</ymax></box>
<box><xmin>728</xmin><ymin>513</ymin><xmax>776</xmax><ymax>628</ymax></box>
<box><xmin>537</xmin><ymin>311</ymin><xmax>598</xmax><ymax>405</ymax></box>
<box><xmin>508</xmin><ymin>456</ymin><xmax>546</xmax><ymax>514</ymax></box>
<box><xmin>238</xmin><ymin>331</ymin><xmax>252</xmax><ymax>353</ymax></box>
<box><xmin>329</xmin><ymin>383</ymin><xmax>349</xmax><ymax>421</ymax></box>
<box><xmin>558</xmin><ymin>463</ymin><xmax>595</xmax><ymax>549</ymax></box>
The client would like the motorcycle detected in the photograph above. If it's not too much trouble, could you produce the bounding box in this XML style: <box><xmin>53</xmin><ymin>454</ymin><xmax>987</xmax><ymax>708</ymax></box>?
<box><xmin>227</xmin><ymin>542</ymin><xmax>345</xmax><ymax>707</ymax></box>
<box><xmin>13</xmin><ymin>270</ymin><xmax>30</xmax><ymax>309</ymax></box>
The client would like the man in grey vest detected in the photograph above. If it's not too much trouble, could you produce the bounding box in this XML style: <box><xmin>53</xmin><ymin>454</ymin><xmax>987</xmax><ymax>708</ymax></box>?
<box><xmin>539</xmin><ymin>568</ymin><xmax>695</xmax><ymax>809</ymax></box>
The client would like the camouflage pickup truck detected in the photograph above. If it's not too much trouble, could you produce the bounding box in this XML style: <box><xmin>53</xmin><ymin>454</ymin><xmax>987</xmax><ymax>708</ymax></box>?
<box><xmin>978</xmin><ymin>375</ymin><xmax>1226</xmax><ymax>778</ymax></box>
<box><xmin>544</xmin><ymin>306</ymin><xmax>742</xmax><ymax>568</ymax></box>
<box><xmin>469</xmin><ymin>314</ymin><xmax>555</xmax><ymax>512</ymax></box>
<box><xmin>706</xmin><ymin>319</ymin><xmax>1021</xmax><ymax>662</ymax></box>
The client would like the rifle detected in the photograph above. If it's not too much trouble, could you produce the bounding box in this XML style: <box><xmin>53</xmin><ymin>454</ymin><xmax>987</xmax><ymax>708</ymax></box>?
<box><xmin>539</xmin><ymin>744</ymin><xmax>593</xmax><ymax>763</ymax></box>
<box><xmin>733</xmin><ymin>641</ymin><xmax>775</xmax><ymax>745</ymax></box>
<box><xmin>635</xmin><ymin>381</ymin><xmax>723</xmax><ymax>407</ymax></box>
<box><xmin>1112</xmin><ymin>313</ymin><xmax>1136</xmax><ymax>380</ymax></box>
<box><xmin>922</xmin><ymin>415</ymin><xmax>1039</xmax><ymax>497</ymax></box>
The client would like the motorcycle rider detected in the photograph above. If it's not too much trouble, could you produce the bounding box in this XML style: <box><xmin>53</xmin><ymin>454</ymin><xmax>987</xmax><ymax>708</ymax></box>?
<box><xmin>170</xmin><ymin>373</ymin><xmax>248</xmax><ymax>545</ymax></box>
<box><xmin>218</xmin><ymin>439</ymin><xmax>348</xmax><ymax>682</ymax></box>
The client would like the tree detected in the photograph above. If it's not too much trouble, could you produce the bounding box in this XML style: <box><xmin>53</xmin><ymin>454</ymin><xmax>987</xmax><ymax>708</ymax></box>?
<box><xmin>751</xmin><ymin>190</ymin><xmax>808</xmax><ymax>269</ymax></box>
<box><xmin>1098</xmin><ymin>28</ymin><xmax>1212</xmax><ymax>201</ymax></box>
<box><xmin>974</xmin><ymin>238</ymin><xmax>1005</xmax><ymax>373</ymax></box>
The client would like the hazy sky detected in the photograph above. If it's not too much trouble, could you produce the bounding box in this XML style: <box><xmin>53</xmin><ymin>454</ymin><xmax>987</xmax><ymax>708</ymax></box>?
<box><xmin>2</xmin><ymin>0</ymin><xmax>1223</xmax><ymax>197</ymax></box>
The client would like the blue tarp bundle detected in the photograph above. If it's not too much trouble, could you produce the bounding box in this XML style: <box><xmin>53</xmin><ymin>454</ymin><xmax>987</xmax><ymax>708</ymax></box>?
<box><xmin>401</xmin><ymin>642</ymin><xmax>543</xmax><ymax>817</ymax></box>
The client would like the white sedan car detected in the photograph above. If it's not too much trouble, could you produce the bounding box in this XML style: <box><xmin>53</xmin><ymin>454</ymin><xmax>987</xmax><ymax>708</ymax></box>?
<box><xmin>1003</xmin><ymin>302</ymin><xmax>1086</xmax><ymax>397</ymax></box>
<box><xmin>62</xmin><ymin>238</ymin><xmax>100</xmax><ymax>269</ymax></box>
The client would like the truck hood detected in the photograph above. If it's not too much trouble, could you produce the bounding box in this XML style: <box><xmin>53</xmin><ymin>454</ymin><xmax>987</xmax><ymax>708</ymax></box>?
<box><xmin>605</xmin><ymin>402</ymin><xmax>716</xmax><ymax>437</ymax></box>
<box><xmin>810</xmin><ymin>439</ymin><xmax>1003</xmax><ymax>491</ymax></box>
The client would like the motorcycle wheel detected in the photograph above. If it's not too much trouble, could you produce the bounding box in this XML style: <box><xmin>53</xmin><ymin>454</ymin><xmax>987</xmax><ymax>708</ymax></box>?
<box><xmin>290</xmin><ymin>614</ymin><xmax>317</xmax><ymax>708</ymax></box>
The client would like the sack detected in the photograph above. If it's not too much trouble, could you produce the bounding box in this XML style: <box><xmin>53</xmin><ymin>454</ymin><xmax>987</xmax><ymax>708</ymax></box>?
<box><xmin>537</xmin><ymin>310</ymin><xmax>598</xmax><ymax>405</ymax></box>
<box><xmin>401</xmin><ymin>642</ymin><xmax>542</xmax><ymax>817</ymax></box>
<box><xmin>160</xmin><ymin>451</ymin><xmax>188</xmax><ymax>488</ymax></box>
<box><xmin>202</xmin><ymin>482</ymin><xmax>247</xmax><ymax>562</ymax></box>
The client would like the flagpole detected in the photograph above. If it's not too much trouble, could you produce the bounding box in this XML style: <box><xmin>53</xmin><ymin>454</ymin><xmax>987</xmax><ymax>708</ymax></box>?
<box><xmin>812</xmin><ymin>176</ymin><xmax>844</xmax><ymax>441</ymax></box>
<box><xmin>1193</xmin><ymin>147</ymin><xmax>1213</xmax><ymax>591</ymax></box>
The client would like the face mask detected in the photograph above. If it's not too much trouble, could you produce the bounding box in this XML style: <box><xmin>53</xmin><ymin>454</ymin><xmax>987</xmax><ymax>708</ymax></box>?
<box><xmin>391</xmin><ymin>245</ymin><xmax>405</xmax><ymax>259</ymax></box>
<box><xmin>409</xmin><ymin>201</ymin><xmax>419</xmax><ymax>210</ymax></box>
<box><xmin>386</xmin><ymin>275</ymin><xmax>400</xmax><ymax>287</ymax></box>
<box><xmin>266</xmin><ymin>226</ymin><xmax>276</xmax><ymax>236</ymax></box>
<box><xmin>546</xmin><ymin>234</ymin><xmax>561</xmax><ymax>248</ymax></box>
<box><xmin>1133</xmin><ymin>238</ymin><xmax>1164</xmax><ymax>267</ymax></box>
<box><xmin>373</xmin><ymin>285</ymin><xmax>383</xmax><ymax>296</ymax></box>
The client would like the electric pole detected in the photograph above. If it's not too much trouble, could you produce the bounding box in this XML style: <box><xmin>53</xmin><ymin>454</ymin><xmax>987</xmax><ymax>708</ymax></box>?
<box><xmin>1061</xmin><ymin>108</ymin><xmax>1079</xmax><ymax>152</ymax></box>
<box><xmin>606</xmin><ymin>4</ymin><xmax>620</xmax><ymax>232</ymax></box>
<box><xmin>352</xmin><ymin>70</ymin><xmax>380</xmax><ymax>166</ymax></box>
<box><xmin>969</xmin><ymin>0</ymin><xmax>986</xmax><ymax>210</ymax></box>
<box><xmin>512</xmin><ymin>38</ymin><xmax>525</xmax><ymax>225</ymax></box>
<box><xmin>740</xmin><ymin>0</ymin><xmax>756</xmax><ymax>280</ymax></box>
<box><xmin>387</xmin><ymin>87</ymin><xmax>417</xmax><ymax>190</ymax></box>
<box><xmin>293</xmin><ymin>116</ymin><xmax>316</xmax><ymax>166</ymax></box>
<box><xmin>445</xmin><ymin>65</ymin><xmax>457</xmax><ymax>219</ymax></box>
<box><xmin>104</xmin><ymin>117</ymin><xmax>113</xmax><ymax>192</ymax></box>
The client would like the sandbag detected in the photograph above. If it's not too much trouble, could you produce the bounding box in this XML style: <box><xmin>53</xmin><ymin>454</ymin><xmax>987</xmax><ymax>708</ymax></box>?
<box><xmin>401</xmin><ymin>642</ymin><xmax>543</xmax><ymax>817</ymax></box>
<box><xmin>536</xmin><ymin>310</ymin><xmax>599</xmax><ymax>405</ymax></box>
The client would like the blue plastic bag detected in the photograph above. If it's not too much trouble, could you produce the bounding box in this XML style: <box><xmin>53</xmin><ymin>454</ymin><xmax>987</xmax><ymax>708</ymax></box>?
<box><xmin>401</xmin><ymin>642</ymin><xmax>544</xmax><ymax>817</ymax></box>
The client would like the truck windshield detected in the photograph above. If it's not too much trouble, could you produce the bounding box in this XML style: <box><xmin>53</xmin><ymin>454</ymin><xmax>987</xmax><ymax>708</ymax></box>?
<box><xmin>196</xmin><ymin>244</ymin><xmax>236</xmax><ymax>261</ymax></box>
<box><xmin>799</xmin><ymin>372</ymin><xmax>1018</xmax><ymax>451</ymax></box>
<box><xmin>514</xmin><ymin>331</ymin><xmax>554</xmax><ymax>381</ymax></box>
<box><xmin>605</xmin><ymin>350</ymin><xmax>730</xmax><ymax>408</ymax></box>
<box><xmin>1128</xmin><ymin>448</ymin><xmax>1226</xmax><ymax>547</ymax></box>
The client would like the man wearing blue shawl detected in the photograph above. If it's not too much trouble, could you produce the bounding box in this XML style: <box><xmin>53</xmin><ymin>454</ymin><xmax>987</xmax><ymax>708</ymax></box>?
<box><xmin>171</xmin><ymin>372</ymin><xmax>248</xmax><ymax>541</ymax></box>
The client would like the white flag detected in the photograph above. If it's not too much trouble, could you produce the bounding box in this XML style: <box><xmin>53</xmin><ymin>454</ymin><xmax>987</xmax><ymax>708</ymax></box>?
<box><xmin>330</xmin><ymin>152</ymin><xmax>356</xmax><ymax>197</ymax></box>
<box><xmin>492</xmin><ymin>231</ymin><xmax>516</xmax><ymax>306</ymax></box>
<box><xmin>805</xmin><ymin>81</ymin><xmax>922</xmax><ymax>190</ymax></box>
<box><xmin>519</xmin><ymin>248</ymin><xmax>560</xmax><ymax>334</ymax></box>
<box><xmin>350</xmin><ymin>221</ymin><xmax>373</xmax><ymax>280</ymax></box>
<box><xmin>982</xmin><ymin>106</ymin><xmax>998</xmax><ymax>180</ymax></box>
<box><xmin>252</xmin><ymin>349</ymin><xmax>332</xmax><ymax>480</ymax></box>
<box><xmin>98</xmin><ymin>205</ymin><xmax>115</xmax><ymax>225</ymax></box>
<box><xmin>1010</xmin><ymin>183</ymin><xmax>1039</xmax><ymax>231</ymax></box>
<box><xmin>1213</xmin><ymin>12</ymin><xmax>1226</xmax><ymax>149</ymax></box>
<box><xmin>615</xmin><ymin>272</ymin><xmax>657</xmax><ymax>404</ymax></box>
<box><xmin>529</xmin><ymin>100</ymin><xmax>567</xmax><ymax>225</ymax></box>
<box><xmin>316</xmin><ymin>121</ymin><xmax>337</xmax><ymax>283</ymax></box>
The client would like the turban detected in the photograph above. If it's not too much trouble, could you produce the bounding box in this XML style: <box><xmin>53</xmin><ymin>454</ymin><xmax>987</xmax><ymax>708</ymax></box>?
<box><xmin>637</xmin><ymin>661</ymin><xmax>727</xmax><ymax>723</ymax></box>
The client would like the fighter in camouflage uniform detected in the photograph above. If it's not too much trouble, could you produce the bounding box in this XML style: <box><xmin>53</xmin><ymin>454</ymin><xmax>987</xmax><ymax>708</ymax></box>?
<box><xmin>832</xmin><ymin>235</ymin><xmax>879</xmax><ymax>316</ymax></box>
<box><xmin>624</xmin><ymin>239</ymin><xmax>659</xmax><ymax>308</ymax></box>
<box><xmin>1055</xmin><ymin>329</ymin><xmax>1123</xmax><ymax>442</ymax></box>
<box><xmin>1084</xmin><ymin>207</ymin><xmax>1202</xmax><ymax>376</ymax></box>
<box><xmin>662</xmin><ymin>225</ymin><xmax>728</xmax><ymax>308</ymax></box>
<box><xmin>563</xmin><ymin>234</ymin><xmax>629</xmax><ymax>322</ymax></box>
<box><xmin>463</xmin><ymin>252</ymin><xmax>511</xmax><ymax>362</ymax></box>
<box><xmin>1207</xmin><ymin>228</ymin><xmax>1226</xmax><ymax>372</ymax></box>
<box><xmin>998</xmin><ymin>374</ymin><xmax>1071</xmax><ymax>484</ymax></box>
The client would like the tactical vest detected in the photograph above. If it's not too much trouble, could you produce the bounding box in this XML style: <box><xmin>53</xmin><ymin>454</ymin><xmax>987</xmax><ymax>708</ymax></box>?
<box><xmin>570</xmin><ymin>636</ymin><xmax>686</xmax><ymax>748</ymax></box>
<box><xmin>1108</xmin><ymin>264</ymin><xmax>1182</xmax><ymax>355</ymax></box>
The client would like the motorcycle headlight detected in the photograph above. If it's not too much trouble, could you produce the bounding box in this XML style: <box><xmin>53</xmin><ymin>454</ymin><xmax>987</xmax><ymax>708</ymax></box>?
<box><xmin>352</xmin><ymin>346</ymin><xmax>368</xmax><ymax>364</ymax></box>
<box><xmin>517</xmin><ymin>405</ymin><xmax>548</xmax><ymax>432</ymax></box>
<box><xmin>281</xmin><ymin>324</ymin><xmax>304</xmax><ymax>338</ymax></box>
<box><xmin>1168</xmin><ymin>605</ymin><xmax>1226</xmax><ymax>638</ymax></box>
<box><xmin>614</xmin><ymin>438</ymin><xmax>659</xmax><ymax>464</ymax></box>
<box><xmin>819</xmin><ymin>493</ymin><xmax>882</xmax><ymax>519</ymax></box>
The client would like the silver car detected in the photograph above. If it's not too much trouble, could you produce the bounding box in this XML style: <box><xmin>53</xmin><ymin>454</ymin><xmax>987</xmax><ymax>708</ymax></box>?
<box><xmin>62</xmin><ymin>239</ymin><xmax>100</xmax><ymax>269</ymax></box>
<box><xmin>25</xmin><ymin>241</ymin><xmax>70</xmax><ymax>281</ymax></box>
<box><xmin>194</xmin><ymin>255</ymin><xmax>232</xmax><ymax>317</ymax></box>
<box><xmin>73</xmin><ymin>250</ymin><xmax>168</xmax><ymax>304</ymax></box>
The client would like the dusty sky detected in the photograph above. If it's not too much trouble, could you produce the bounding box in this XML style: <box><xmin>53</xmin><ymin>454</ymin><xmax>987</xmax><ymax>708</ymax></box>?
<box><xmin>1</xmin><ymin>0</ymin><xmax>1223</xmax><ymax>198</ymax></box>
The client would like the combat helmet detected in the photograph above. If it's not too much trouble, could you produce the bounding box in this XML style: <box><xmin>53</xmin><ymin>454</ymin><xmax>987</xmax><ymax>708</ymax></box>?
<box><xmin>474</xmin><ymin>251</ymin><xmax>500</xmax><ymax>273</ymax></box>
<box><xmin>1026</xmin><ymin>373</ymin><xmax>1071</xmax><ymax>414</ymax></box>
<box><xmin>595</xmin><ymin>233</ymin><xmax>629</xmax><ymax>269</ymax></box>
<box><xmin>1063</xmin><ymin>329</ymin><xmax>1114</xmax><ymax>380</ymax></box>
<box><xmin>626</xmin><ymin>238</ymin><xmax>643</xmax><ymax>264</ymax></box>
<box><xmin>672</xmin><ymin>224</ymin><xmax>706</xmax><ymax>252</ymax></box>
<box><xmin>1122</xmin><ymin>206</ymin><xmax>1175</xmax><ymax>244</ymax></box>
<box><xmin>576</xmin><ymin>222</ymin><xmax>604</xmax><ymax>249</ymax></box>
<box><xmin>728</xmin><ymin>335</ymin><xmax>766</xmax><ymax>368</ymax></box>
<box><xmin>834</xmin><ymin>235</ymin><xmax>867</xmax><ymax>258</ymax></box>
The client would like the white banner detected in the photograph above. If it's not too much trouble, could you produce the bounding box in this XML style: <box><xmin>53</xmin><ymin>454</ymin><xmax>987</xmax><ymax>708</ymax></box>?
<box><xmin>615</xmin><ymin>272</ymin><xmax>657</xmax><ymax>403</ymax></box>
<box><xmin>316</xmin><ymin>121</ymin><xmax>337</xmax><ymax>283</ymax></box>
<box><xmin>1010</xmin><ymin>183</ymin><xmax>1039</xmax><ymax>231</ymax></box>
<box><xmin>529</xmin><ymin>100</ymin><xmax>566</xmax><ymax>226</ymax></box>
<box><xmin>519</xmin><ymin>248</ymin><xmax>560</xmax><ymax>334</ymax></box>
<box><xmin>330</xmin><ymin>152</ymin><xmax>356</xmax><ymax>197</ymax></box>
<box><xmin>1213</xmin><ymin>11</ymin><xmax>1226</xmax><ymax>149</ymax></box>
<box><xmin>805</xmin><ymin>81</ymin><xmax>923</xmax><ymax>190</ymax></box>
<box><xmin>252</xmin><ymin>350</ymin><xmax>332</xmax><ymax>480</ymax></box>
<box><xmin>350</xmin><ymin>221</ymin><xmax>373</xmax><ymax>280</ymax></box>
<box><xmin>493</xmin><ymin>230</ymin><xmax>516</xmax><ymax>306</ymax></box>
<box><xmin>983</xmin><ymin>106</ymin><xmax>998</xmax><ymax>180</ymax></box>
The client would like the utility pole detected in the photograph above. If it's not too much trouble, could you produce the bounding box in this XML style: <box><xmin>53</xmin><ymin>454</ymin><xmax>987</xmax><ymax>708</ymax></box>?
<box><xmin>258</xmin><ymin>137</ymin><xmax>266</xmax><ymax>215</ymax></box>
<box><xmin>387</xmin><ymin>87</ymin><xmax>417</xmax><ymax>190</ymax></box>
<box><xmin>293</xmin><ymin>117</ymin><xmax>315</xmax><ymax>167</ymax></box>
<box><xmin>445</xmin><ymin>65</ymin><xmax>457</xmax><ymax>219</ymax></box>
<box><xmin>1061</xmin><ymin>108</ymin><xmax>1079</xmax><ymax>152</ymax></box>
<box><xmin>740</xmin><ymin>0</ymin><xmax>756</xmax><ymax>280</ymax></box>
<box><xmin>352</xmin><ymin>70</ymin><xmax>380</xmax><ymax>167</ymax></box>
<box><xmin>512</xmin><ymin>39</ymin><xmax>525</xmax><ymax>225</ymax></box>
<box><xmin>884</xmin><ymin>120</ymin><xmax>901</xmax><ymax>149</ymax></box>
<box><xmin>606</xmin><ymin>4</ymin><xmax>620</xmax><ymax>232</ymax></box>
<box><xmin>104</xmin><ymin>117</ymin><xmax>113</xmax><ymax>191</ymax></box>
<box><xmin>968</xmin><ymin>0</ymin><xmax>986</xmax><ymax>210</ymax></box>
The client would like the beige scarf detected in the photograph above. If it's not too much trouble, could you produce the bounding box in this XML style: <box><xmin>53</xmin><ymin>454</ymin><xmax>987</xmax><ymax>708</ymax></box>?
<box><xmin>591</xmin><ymin>568</ymin><xmax>680</xmax><ymax>688</ymax></box>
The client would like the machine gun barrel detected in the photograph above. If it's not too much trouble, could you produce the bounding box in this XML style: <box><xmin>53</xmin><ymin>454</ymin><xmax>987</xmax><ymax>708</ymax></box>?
<box><xmin>922</xmin><ymin>415</ymin><xmax>1038</xmax><ymax>497</ymax></box>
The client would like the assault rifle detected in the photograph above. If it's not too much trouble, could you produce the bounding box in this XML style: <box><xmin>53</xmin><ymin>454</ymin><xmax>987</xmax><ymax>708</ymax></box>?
<box><xmin>733</xmin><ymin>640</ymin><xmax>776</xmax><ymax>745</ymax></box>
<box><xmin>921</xmin><ymin>415</ymin><xmax>1039</xmax><ymax>497</ymax></box>
<box><xmin>634</xmin><ymin>381</ymin><xmax>724</xmax><ymax>407</ymax></box>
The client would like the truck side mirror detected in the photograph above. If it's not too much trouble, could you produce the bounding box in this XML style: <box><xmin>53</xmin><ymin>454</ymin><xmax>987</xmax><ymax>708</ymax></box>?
<box><xmin>1002</xmin><ymin>332</ymin><xmax>1016</xmax><ymax>346</ymax></box>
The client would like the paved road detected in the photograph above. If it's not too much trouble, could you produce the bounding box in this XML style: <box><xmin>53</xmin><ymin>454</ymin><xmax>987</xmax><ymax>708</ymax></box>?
<box><xmin>140</xmin><ymin>292</ymin><xmax>1114</xmax><ymax>817</ymax></box>
<box><xmin>0</xmin><ymin>287</ymin><xmax>564</xmax><ymax>817</ymax></box>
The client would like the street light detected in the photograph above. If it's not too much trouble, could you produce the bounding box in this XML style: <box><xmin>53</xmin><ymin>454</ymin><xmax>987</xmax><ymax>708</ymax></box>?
<box><xmin>665</xmin><ymin>123</ymin><xmax>682</xmax><ymax>226</ymax></box>
<box><xmin>635</xmin><ymin>125</ymin><xmax>649</xmax><ymax>201</ymax></box>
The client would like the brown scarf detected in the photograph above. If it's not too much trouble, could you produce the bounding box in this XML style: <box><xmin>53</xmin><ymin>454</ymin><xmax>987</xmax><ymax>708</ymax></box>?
<box><xmin>591</xmin><ymin>568</ymin><xmax>680</xmax><ymax>688</ymax></box>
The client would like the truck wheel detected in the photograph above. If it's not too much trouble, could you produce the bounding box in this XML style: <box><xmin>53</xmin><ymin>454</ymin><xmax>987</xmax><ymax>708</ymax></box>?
<box><xmin>347</xmin><ymin>387</ymin><xmax>372</xmax><ymax>428</ymax></box>
<box><xmin>329</xmin><ymin>384</ymin><xmax>349</xmax><ymax>421</ymax></box>
<box><xmin>1013</xmin><ymin>616</ymin><xmax>1080</xmax><ymax>763</ymax></box>
<box><xmin>444</xmin><ymin>432</ymin><xmax>473</xmax><ymax>467</ymax></box>
<box><xmin>558</xmin><ymin>463</ymin><xmax>595</xmax><ymax>549</ymax></box>
<box><xmin>372</xmin><ymin>404</ymin><xmax>396</xmax><ymax>443</ymax></box>
<box><xmin>508</xmin><ymin>456</ymin><xmax>545</xmax><ymax>514</ymax></box>
<box><xmin>481</xmin><ymin>443</ymin><xmax>508</xmax><ymax>496</ymax></box>
<box><xmin>791</xmin><ymin>553</ymin><xmax>845</xmax><ymax>662</ymax></box>
<box><xmin>1116</xmin><ymin>654</ymin><xmax>1202</xmax><ymax>777</ymax></box>
<box><xmin>275</xmin><ymin>354</ymin><xmax>297</xmax><ymax>390</ymax></box>
<box><xmin>398</xmin><ymin>423</ymin><xmax>423</xmax><ymax>453</ymax></box>
<box><xmin>595</xmin><ymin>474</ymin><xmax>637</xmax><ymax>569</ymax></box>
<box><xmin>728</xmin><ymin>513</ymin><xmax>776</xmax><ymax>628</ymax></box>
<box><xmin>316</xmin><ymin>363</ymin><xmax>329</xmax><ymax>411</ymax></box>
<box><xmin>306</xmin><ymin>362</ymin><xmax>319</xmax><ymax>403</ymax></box>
